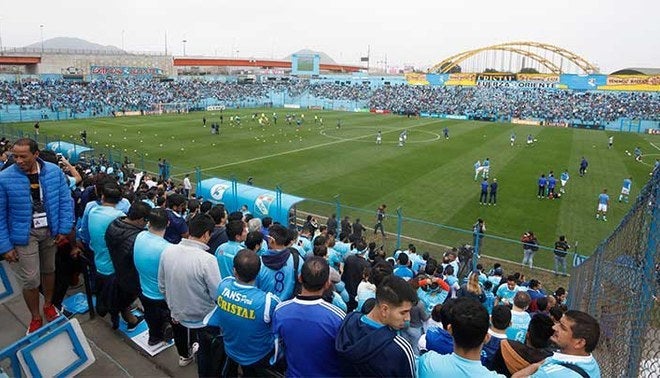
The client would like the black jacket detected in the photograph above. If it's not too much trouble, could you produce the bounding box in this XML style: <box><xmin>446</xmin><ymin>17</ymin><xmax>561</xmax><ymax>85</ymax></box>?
<box><xmin>105</xmin><ymin>218</ymin><xmax>143</xmax><ymax>295</ymax></box>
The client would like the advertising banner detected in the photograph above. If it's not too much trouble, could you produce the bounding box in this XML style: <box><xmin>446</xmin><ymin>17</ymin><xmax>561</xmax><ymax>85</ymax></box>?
<box><xmin>426</xmin><ymin>73</ymin><xmax>449</xmax><ymax>86</ymax></box>
<box><xmin>516</xmin><ymin>74</ymin><xmax>560</xmax><ymax>82</ymax></box>
<box><xmin>476</xmin><ymin>73</ymin><xmax>517</xmax><ymax>82</ymax></box>
<box><xmin>477</xmin><ymin>81</ymin><xmax>557</xmax><ymax>89</ymax></box>
<box><xmin>405</xmin><ymin>73</ymin><xmax>429</xmax><ymax>85</ymax></box>
<box><xmin>597</xmin><ymin>75</ymin><xmax>660</xmax><ymax>92</ymax></box>
<box><xmin>90</xmin><ymin>65</ymin><xmax>162</xmax><ymax>76</ymax></box>
<box><xmin>445</xmin><ymin>73</ymin><xmax>476</xmax><ymax>86</ymax></box>
<box><xmin>511</xmin><ymin>118</ymin><xmax>541</xmax><ymax>126</ymax></box>
<box><xmin>558</xmin><ymin>74</ymin><xmax>608</xmax><ymax>90</ymax></box>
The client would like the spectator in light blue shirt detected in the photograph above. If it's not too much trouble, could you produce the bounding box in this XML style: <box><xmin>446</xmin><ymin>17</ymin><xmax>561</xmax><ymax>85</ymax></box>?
<box><xmin>393</xmin><ymin>253</ymin><xmax>414</xmax><ymax>280</ymax></box>
<box><xmin>133</xmin><ymin>208</ymin><xmax>172</xmax><ymax>346</ymax></box>
<box><xmin>256</xmin><ymin>224</ymin><xmax>302</xmax><ymax>301</ymax></box>
<box><xmin>496</xmin><ymin>275</ymin><xmax>520</xmax><ymax>306</ymax></box>
<box><xmin>418</xmin><ymin>298</ymin><xmax>506</xmax><ymax>377</ymax></box>
<box><xmin>215</xmin><ymin>220</ymin><xmax>247</xmax><ymax>278</ymax></box>
<box><xmin>512</xmin><ymin>310</ymin><xmax>601</xmax><ymax>378</ymax></box>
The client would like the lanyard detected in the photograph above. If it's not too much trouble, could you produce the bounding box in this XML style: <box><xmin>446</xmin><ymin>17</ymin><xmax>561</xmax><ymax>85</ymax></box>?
<box><xmin>32</xmin><ymin>163</ymin><xmax>44</xmax><ymax>204</ymax></box>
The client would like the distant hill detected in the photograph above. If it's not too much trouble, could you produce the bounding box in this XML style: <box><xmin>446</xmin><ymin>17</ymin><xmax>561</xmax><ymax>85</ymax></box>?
<box><xmin>22</xmin><ymin>37</ymin><xmax>123</xmax><ymax>52</ymax></box>
<box><xmin>283</xmin><ymin>49</ymin><xmax>336</xmax><ymax>65</ymax></box>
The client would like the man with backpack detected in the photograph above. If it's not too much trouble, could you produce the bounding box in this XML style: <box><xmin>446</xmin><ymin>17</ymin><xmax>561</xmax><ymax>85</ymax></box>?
<box><xmin>255</xmin><ymin>224</ymin><xmax>302</xmax><ymax>301</ymax></box>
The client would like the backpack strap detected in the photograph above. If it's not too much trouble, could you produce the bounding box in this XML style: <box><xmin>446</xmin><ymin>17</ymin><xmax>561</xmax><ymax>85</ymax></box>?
<box><xmin>289</xmin><ymin>247</ymin><xmax>302</xmax><ymax>296</ymax></box>
<box><xmin>557</xmin><ymin>362</ymin><xmax>590</xmax><ymax>378</ymax></box>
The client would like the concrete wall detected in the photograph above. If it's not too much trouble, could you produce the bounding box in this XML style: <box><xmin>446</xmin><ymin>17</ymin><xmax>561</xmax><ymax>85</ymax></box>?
<box><xmin>36</xmin><ymin>53</ymin><xmax>174</xmax><ymax>77</ymax></box>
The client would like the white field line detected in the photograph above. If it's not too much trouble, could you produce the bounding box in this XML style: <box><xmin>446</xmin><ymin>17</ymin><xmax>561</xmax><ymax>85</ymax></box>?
<box><xmin>173</xmin><ymin>119</ymin><xmax>445</xmax><ymax>177</ymax></box>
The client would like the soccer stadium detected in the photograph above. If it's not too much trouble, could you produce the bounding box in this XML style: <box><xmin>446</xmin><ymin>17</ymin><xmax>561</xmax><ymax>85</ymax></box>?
<box><xmin>0</xmin><ymin>16</ymin><xmax>659</xmax><ymax>378</ymax></box>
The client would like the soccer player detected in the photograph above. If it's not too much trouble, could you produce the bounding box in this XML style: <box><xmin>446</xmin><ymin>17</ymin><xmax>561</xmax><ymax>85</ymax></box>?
<box><xmin>482</xmin><ymin>158</ymin><xmax>491</xmax><ymax>179</ymax></box>
<box><xmin>619</xmin><ymin>177</ymin><xmax>632</xmax><ymax>203</ymax></box>
<box><xmin>547</xmin><ymin>173</ymin><xmax>557</xmax><ymax>198</ymax></box>
<box><xmin>608</xmin><ymin>135</ymin><xmax>613</xmax><ymax>149</ymax></box>
<box><xmin>443</xmin><ymin>127</ymin><xmax>449</xmax><ymax>139</ymax></box>
<box><xmin>634</xmin><ymin>146</ymin><xmax>642</xmax><ymax>161</ymax></box>
<box><xmin>479</xmin><ymin>178</ymin><xmax>489</xmax><ymax>205</ymax></box>
<box><xmin>474</xmin><ymin>160</ymin><xmax>483</xmax><ymax>181</ymax></box>
<box><xmin>526</xmin><ymin>134</ymin><xmax>533</xmax><ymax>145</ymax></box>
<box><xmin>376</xmin><ymin>130</ymin><xmax>382</xmax><ymax>145</ymax></box>
<box><xmin>560</xmin><ymin>169</ymin><xmax>569</xmax><ymax>193</ymax></box>
<box><xmin>489</xmin><ymin>178</ymin><xmax>498</xmax><ymax>205</ymax></box>
<box><xmin>596</xmin><ymin>189</ymin><xmax>610</xmax><ymax>221</ymax></box>
<box><xmin>579</xmin><ymin>157</ymin><xmax>588</xmax><ymax>177</ymax></box>
<box><xmin>510</xmin><ymin>132</ymin><xmax>516</xmax><ymax>146</ymax></box>
<box><xmin>418</xmin><ymin>298</ymin><xmax>504</xmax><ymax>377</ymax></box>
<box><xmin>537</xmin><ymin>174</ymin><xmax>547</xmax><ymax>198</ymax></box>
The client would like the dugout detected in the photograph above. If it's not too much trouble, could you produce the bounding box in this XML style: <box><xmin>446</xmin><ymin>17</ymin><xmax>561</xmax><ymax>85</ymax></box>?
<box><xmin>45</xmin><ymin>141</ymin><xmax>94</xmax><ymax>164</ymax></box>
<box><xmin>197</xmin><ymin>177</ymin><xmax>305</xmax><ymax>226</ymax></box>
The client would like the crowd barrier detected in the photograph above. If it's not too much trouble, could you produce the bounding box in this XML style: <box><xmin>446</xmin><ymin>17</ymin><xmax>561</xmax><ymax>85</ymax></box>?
<box><xmin>567</xmin><ymin>168</ymin><xmax>659</xmax><ymax>377</ymax></box>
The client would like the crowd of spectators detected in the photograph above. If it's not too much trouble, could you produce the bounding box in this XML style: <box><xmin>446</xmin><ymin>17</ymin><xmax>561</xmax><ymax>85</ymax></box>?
<box><xmin>369</xmin><ymin>85</ymin><xmax>660</xmax><ymax>122</ymax></box>
<box><xmin>1</xmin><ymin>78</ymin><xmax>658</xmax><ymax>123</ymax></box>
<box><xmin>0</xmin><ymin>136</ymin><xmax>603</xmax><ymax>376</ymax></box>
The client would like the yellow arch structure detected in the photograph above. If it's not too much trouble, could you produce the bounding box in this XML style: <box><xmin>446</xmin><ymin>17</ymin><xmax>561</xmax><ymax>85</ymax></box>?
<box><xmin>430</xmin><ymin>41</ymin><xmax>598</xmax><ymax>75</ymax></box>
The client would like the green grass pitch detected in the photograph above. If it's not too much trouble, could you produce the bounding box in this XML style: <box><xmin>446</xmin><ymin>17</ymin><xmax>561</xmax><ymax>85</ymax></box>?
<box><xmin>8</xmin><ymin>108</ymin><xmax>658</xmax><ymax>269</ymax></box>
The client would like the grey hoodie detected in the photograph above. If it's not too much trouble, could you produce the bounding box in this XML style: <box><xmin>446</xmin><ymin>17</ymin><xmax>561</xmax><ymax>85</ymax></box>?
<box><xmin>158</xmin><ymin>238</ymin><xmax>221</xmax><ymax>328</ymax></box>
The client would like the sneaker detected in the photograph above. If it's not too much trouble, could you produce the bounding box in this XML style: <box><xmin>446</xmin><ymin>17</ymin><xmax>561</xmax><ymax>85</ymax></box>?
<box><xmin>178</xmin><ymin>342</ymin><xmax>199</xmax><ymax>367</ymax></box>
<box><xmin>148</xmin><ymin>338</ymin><xmax>166</xmax><ymax>347</ymax></box>
<box><xmin>43</xmin><ymin>304</ymin><xmax>60</xmax><ymax>323</ymax></box>
<box><xmin>163</xmin><ymin>323</ymin><xmax>174</xmax><ymax>341</ymax></box>
<box><xmin>27</xmin><ymin>317</ymin><xmax>43</xmax><ymax>335</ymax></box>
<box><xmin>126</xmin><ymin>316</ymin><xmax>145</xmax><ymax>332</ymax></box>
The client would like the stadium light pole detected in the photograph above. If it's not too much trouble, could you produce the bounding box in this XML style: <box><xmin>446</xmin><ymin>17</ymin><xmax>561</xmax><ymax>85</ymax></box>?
<box><xmin>182</xmin><ymin>39</ymin><xmax>187</xmax><ymax>56</ymax></box>
<box><xmin>0</xmin><ymin>17</ymin><xmax>4</xmax><ymax>54</ymax></box>
<box><xmin>40</xmin><ymin>24</ymin><xmax>44</xmax><ymax>55</ymax></box>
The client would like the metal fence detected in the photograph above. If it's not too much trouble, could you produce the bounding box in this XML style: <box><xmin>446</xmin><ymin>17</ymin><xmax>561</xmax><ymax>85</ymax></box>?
<box><xmin>294</xmin><ymin>197</ymin><xmax>579</xmax><ymax>276</ymax></box>
<box><xmin>567</xmin><ymin>168</ymin><xmax>659</xmax><ymax>377</ymax></box>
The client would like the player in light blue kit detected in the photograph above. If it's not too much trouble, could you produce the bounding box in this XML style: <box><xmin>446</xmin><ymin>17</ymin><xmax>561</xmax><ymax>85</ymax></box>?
<box><xmin>510</xmin><ymin>132</ymin><xmax>516</xmax><ymax>146</ymax></box>
<box><xmin>474</xmin><ymin>160</ymin><xmax>483</xmax><ymax>181</ymax></box>
<box><xmin>619</xmin><ymin>177</ymin><xmax>632</xmax><ymax>203</ymax></box>
<box><xmin>482</xmin><ymin>158</ymin><xmax>491</xmax><ymax>179</ymax></box>
<box><xmin>595</xmin><ymin>189</ymin><xmax>610</xmax><ymax>221</ymax></box>
<box><xmin>560</xmin><ymin>169</ymin><xmax>570</xmax><ymax>194</ymax></box>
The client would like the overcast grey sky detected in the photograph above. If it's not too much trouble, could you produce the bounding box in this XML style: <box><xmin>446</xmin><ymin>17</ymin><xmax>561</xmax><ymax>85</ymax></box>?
<box><xmin>1</xmin><ymin>0</ymin><xmax>658</xmax><ymax>73</ymax></box>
